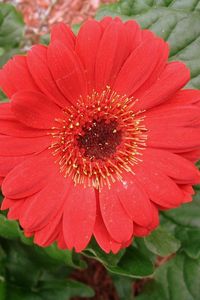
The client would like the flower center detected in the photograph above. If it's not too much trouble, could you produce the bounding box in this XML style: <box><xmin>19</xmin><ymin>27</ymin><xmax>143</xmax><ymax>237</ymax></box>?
<box><xmin>49</xmin><ymin>87</ymin><xmax>147</xmax><ymax>190</ymax></box>
<box><xmin>77</xmin><ymin>119</ymin><xmax>122</xmax><ymax>160</ymax></box>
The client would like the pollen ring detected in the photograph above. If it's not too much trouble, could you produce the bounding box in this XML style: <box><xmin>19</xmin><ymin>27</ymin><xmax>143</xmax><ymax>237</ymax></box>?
<box><xmin>49</xmin><ymin>87</ymin><xmax>147</xmax><ymax>190</ymax></box>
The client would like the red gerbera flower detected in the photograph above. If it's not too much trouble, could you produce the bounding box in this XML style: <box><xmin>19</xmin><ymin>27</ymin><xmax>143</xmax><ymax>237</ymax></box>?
<box><xmin>0</xmin><ymin>17</ymin><xmax>200</xmax><ymax>253</ymax></box>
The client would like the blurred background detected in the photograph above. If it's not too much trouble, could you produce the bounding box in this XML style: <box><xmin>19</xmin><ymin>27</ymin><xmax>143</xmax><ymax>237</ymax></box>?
<box><xmin>2</xmin><ymin>0</ymin><xmax>116</xmax><ymax>43</ymax></box>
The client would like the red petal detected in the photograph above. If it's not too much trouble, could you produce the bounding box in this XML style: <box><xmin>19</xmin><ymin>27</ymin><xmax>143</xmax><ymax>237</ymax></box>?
<box><xmin>0</xmin><ymin>103</ymin><xmax>14</xmax><ymax>120</ymax></box>
<box><xmin>57</xmin><ymin>232</ymin><xmax>67</xmax><ymax>249</ymax></box>
<box><xmin>95</xmin><ymin>21</ymin><xmax>130</xmax><ymax>91</ymax></box>
<box><xmin>12</xmin><ymin>91</ymin><xmax>61</xmax><ymax>129</ymax></box>
<box><xmin>94</xmin><ymin>192</ymin><xmax>122</xmax><ymax>253</ymax></box>
<box><xmin>145</xmin><ymin>105</ymin><xmax>200</xmax><ymax>127</ymax></box>
<box><xmin>0</xmin><ymin>102</ymin><xmax>50</xmax><ymax>136</ymax></box>
<box><xmin>0</xmin><ymin>60</ymin><xmax>17</xmax><ymax>98</ymax></box>
<box><xmin>34</xmin><ymin>211</ymin><xmax>62</xmax><ymax>246</ymax></box>
<box><xmin>47</xmin><ymin>41</ymin><xmax>87</xmax><ymax>103</ymax></box>
<box><xmin>134</xmin><ymin>40</ymin><xmax>169</xmax><ymax>97</ymax></box>
<box><xmin>99</xmin><ymin>186</ymin><xmax>133</xmax><ymax>243</ymax></box>
<box><xmin>179</xmin><ymin>184</ymin><xmax>194</xmax><ymax>203</ymax></box>
<box><xmin>0</xmin><ymin>119</ymin><xmax>47</xmax><ymax>137</ymax></box>
<box><xmin>0</xmin><ymin>135</ymin><xmax>50</xmax><ymax>156</ymax></box>
<box><xmin>149</xmin><ymin>203</ymin><xmax>159</xmax><ymax>230</ymax></box>
<box><xmin>0</xmin><ymin>55</ymin><xmax>39</xmax><ymax>98</ymax></box>
<box><xmin>24</xmin><ymin>231</ymin><xmax>34</xmax><ymax>238</ymax></box>
<box><xmin>114</xmin><ymin>38</ymin><xmax>165</xmax><ymax>96</ymax></box>
<box><xmin>20</xmin><ymin>172</ymin><xmax>66</xmax><ymax>231</ymax></box>
<box><xmin>133</xmin><ymin>225</ymin><xmax>150</xmax><ymax>237</ymax></box>
<box><xmin>135</xmin><ymin>159</ymin><xmax>184</xmax><ymax>208</ymax></box>
<box><xmin>0</xmin><ymin>155</ymin><xmax>29</xmax><ymax>177</ymax></box>
<box><xmin>75</xmin><ymin>19</ymin><xmax>102</xmax><ymax>92</ymax></box>
<box><xmin>7</xmin><ymin>199</ymin><xmax>25</xmax><ymax>220</ymax></box>
<box><xmin>1</xmin><ymin>197</ymin><xmax>16</xmax><ymax>210</ymax></box>
<box><xmin>51</xmin><ymin>22</ymin><xmax>75</xmax><ymax>49</ymax></box>
<box><xmin>143</xmin><ymin>149</ymin><xmax>200</xmax><ymax>184</ymax></box>
<box><xmin>124</xmin><ymin>20</ymin><xmax>142</xmax><ymax>52</ymax></box>
<box><xmin>100</xmin><ymin>17</ymin><xmax>113</xmax><ymax>29</ymax></box>
<box><xmin>147</xmin><ymin>126</ymin><xmax>200</xmax><ymax>152</ymax></box>
<box><xmin>2</xmin><ymin>151</ymin><xmax>55</xmax><ymax>199</ymax></box>
<box><xmin>63</xmin><ymin>185</ymin><xmax>96</xmax><ymax>252</ymax></box>
<box><xmin>182</xmin><ymin>149</ymin><xmax>200</xmax><ymax>162</ymax></box>
<box><xmin>134</xmin><ymin>62</ymin><xmax>190</xmax><ymax>111</ymax></box>
<box><xmin>116</xmin><ymin>174</ymin><xmax>153</xmax><ymax>227</ymax></box>
<box><xmin>27</xmin><ymin>45</ymin><xmax>69</xmax><ymax>107</ymax></box>
<box><xmin>165</xmin><ymin>89</ymin><xmax>200</xmax><ymax>106</ymax></box>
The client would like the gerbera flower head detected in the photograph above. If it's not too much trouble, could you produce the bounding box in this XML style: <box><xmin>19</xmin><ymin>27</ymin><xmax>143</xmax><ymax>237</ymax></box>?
<box><xmin>0</xmin><ymin>17</ymin><xmax>200</xmax><ymax>253</ymax></box>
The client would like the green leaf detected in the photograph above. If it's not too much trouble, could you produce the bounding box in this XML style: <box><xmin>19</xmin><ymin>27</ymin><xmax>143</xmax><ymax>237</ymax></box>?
<box><xmin>7</xmin><ymin>286</ymin><xmax>41</xmax><ymax>300</ymax></box>
<box><xmin>163</xmin><ymin>191</ymin><xmax>200</xmax><ymax>228</ymax></box>
<box><xmin>0</xmin><ymin>3</ymin><xmax>24</xmax><ymax>47</ymax></box>
<box><xmin>0</xmin><ymin>89</ymin><xmax>7</xmax><ymax>101</ymax></box>
<box><xmin>38</xmin><ymin>243</ymin><xmax>86</xmax><ymax>270</ymax></box>
<box><xmin>112</xmin><ymin>275</ymin><xmax>134</xmax><ymax>300</ymax></box>
<box><xmin>85</xmin><ymin>240</ymin><xmax>154</xmax><ymax>278</ymax></box>
<box><xmin>40</xmin><ymin>34</ymin><xmax>50</xmax><ymax>46</ymax></box>
<box><xmin>0</xmin><ymin>214</ymin><xmax>21</xmax><ymax>239</ymax></box>
<box><xmin>7</xmin><ymin>279</ymin><xmax>94</xmax><ymax>300</ymax></box>
<box><xmin>135</xmin><ymin>282</ymin><xmax>165</xmax><ymax>300</ymax></box>
<box><xmin>38</xmin><ymin>280</ymin><xmax>94</xmax><ymax>300</ymax></box>
<box><xmin>0</xmin><ymin>277</ymin><xmax>6</xmax><ymax>300</ymax></box>
<box><xmin>0</xmin><ymin>246</ymin><xmax>6</xmax><ymax>280</ymax></box>
<box><xmin>84</xmin><ymin>239</ymin><xmax>125</xmax><ymax>267</ymax></box>
<box><xmin>0</xmin><ymin>192</ymin><xmax>3</xmax><ymax>202</ymax></box>
<box><xmin>0</xmin><ymin>3</ymin><xmax>24</xmax><ymax>67</ymax></box>
<box><xmin>100</xmin><ymin>0</ymin><xmax>200</xmax><ymax>16</ymax></box>
<box><xmin>0</xmin><ymin>238</ymin><xmax>93</xmax><ymax>299</ymax></box>
<box><xmin>5</xmin><ymin>242</ymin><xmax>42</xmax><ymax>287</ymax></box>
<box><xmin>97</xmin><ymin>0</ymin><xmax>200</xmax><ymax>89</ymax></box>
<box><xmin>144</xmin><ymin>226</ymin><xmax>181</xmax><ymax>257</ymax></box>
<box><xmin>0</xmin><ymin>213</ymin><xmax>33</xmax><ymax>245</ymax></box>
<box><xmin>159</xmin><ymin>189</ymin><xmax>200</xmax><ymax>260</ymax></box>
<box><xmin>158</xmin><ymin>189</ymin><xmax>200</xmax><ymax>261</ymax></box>
<box><xmin>108</xmin><ymin>247</ymin><xmax>154</xmax><ymax>278</ymax></box>
<box><xmin>175</xmin><ymin>228</ymin><xmax>200</xmax><ymax>259</ymax></box>
<box><xmin>0</xmin><ymin>47</ymin><xmax>21</xmax><ymax>68</ymax></box>
<box><xmin>137</xmin><ymin>253</ymin><xmax>200</xmax><ymax>300</ymax></box>
<box><xmin>0</xmin><ymin>245</ymin><xmax>6</xmax><ymax>263</ymax></box>
<box><xmin>72</xmin><ymin>23</ymin><xmax>81</xmax><ymax>35</ymax></box>
<box><xmin>0</xmin><ymin>213</ymin><xmax>85</xmax><ymax>270</ymax></box>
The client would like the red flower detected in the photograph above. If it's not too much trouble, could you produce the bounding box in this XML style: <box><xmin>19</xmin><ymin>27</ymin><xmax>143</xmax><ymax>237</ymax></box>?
<box><xmin>0</xmin><ymin>17</ymin><xmax>200</xmax><ymax>253</ymax></box>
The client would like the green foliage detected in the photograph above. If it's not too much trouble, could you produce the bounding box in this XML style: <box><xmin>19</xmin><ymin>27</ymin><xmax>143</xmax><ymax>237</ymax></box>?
<box><xmin>0</xmin><ymin>3</ymin><xmax>24</xmax><ymax>68</ymax></box>
<box><xmin>85</xmin><ymin>240</ymin><xmax>154</xmax><ymax>278</ymax></box>
<box><xmin>136</xmin><ymin>254</ymin><xmax>200</xmax><ymax>300</ymax></box>
<box><xmin>0</xmin><ymin>213</ymin><xmax>86</xmax><ymax>269</ymax></box>
<box><xmin>108</xmin><ymin>247</ymin><xmax>154</xmax><ymax>278</ymax></box>
<box><xmin>175</xmin><ymin>228</ymin><xmax>200</xmax><ymax>259</ymax></box>
<box><xmin>0</xmin><ymin>211</ymin><xmax>90</xmax><ymax>299</ymax></box>
<box><xmin>0</xmin><ymin>214</ymin><xmax>26</xmax><ymax>240</ymax></box>
<box><xmin>163</xmin><ymin>188</ymin><xmax>200</xmax><ymax>228</ymax></box>
<box><xmin>144</xmin><ymin>226</ymin><xmax>181</xmax><ymax>257</ymax></box>
<box><xmin>132</xmin><ymin>188</ymin><xmax>200</xmax><ymax>299</ymax></box>
<box><xmin>112</xmin><ymin>275</ymin><xmax>134</xmax><ymax>300</ymax></box>
<box><xmin>0</xmin><ymin>238</ymin><xmax>93</xmax><ymax>299</ymax></box>
<box><xmin>6</xmin><ymin>280</ymin><xmax>94</xmax><ymax>300</ymax></box>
